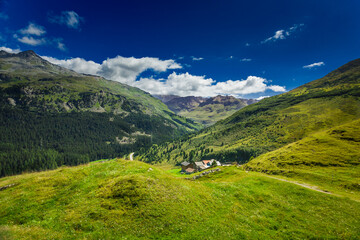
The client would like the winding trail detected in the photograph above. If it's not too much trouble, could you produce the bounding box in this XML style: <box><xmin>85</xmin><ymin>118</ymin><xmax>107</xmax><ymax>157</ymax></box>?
<box><xmin>265</xmin><ymin>175</ymin><xmax>333</xmax><ymax>195</ymax></box>
<box><xmin>129</xmin><ymin>152</ymin><xmax>134</xmax><ymax>161</ymax></box>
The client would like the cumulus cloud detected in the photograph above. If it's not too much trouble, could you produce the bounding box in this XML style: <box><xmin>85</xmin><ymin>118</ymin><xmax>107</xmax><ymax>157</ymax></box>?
<box><xmin>44</xmin><ymin>55</ymin><xmax>285</xmax><ymax>97</ymax></box>
<box><xmin>134</xmin><ymin>73</ymin><xmax>286</xmax><ymax>97</ymax></box>
<box><xmin>0</xmin><ymin>46</ymin><xmax>21</xmax><ymax>53</ymax></box>
<box><xmin>15</xmin><ymin>23</ymin><xmax>47</xmax><ymax>46</ymax></box>
<box><xmin>267</xmin><ymin>85</ymin><xmax>286</xmax><ymax>92</ymax></box>
<box><xmin>303</xmin><ymin>62</ymin><xmax>325</xmax><ymax>69</ymax></box>
<box><xmin>19</xmin><ymin>23</ymin><xmax>46</xmax><ymax>36</ymax></box>
<box><xmin>192</xmin><ymin>56</ymin><xmax>204</xmax><ymax>61</ymax></box>
<box><xmin>43</xmin><ymin>55</ymin><xmax>181</xmax><ymax>84</ymax></box>
<box><xmin>42</xmin><ymin>56</ymin><xmax>101</xmax><ymax>74</ymax></box>
<box><xmin>48</xmin><ymin>11</ymin><xmax>84</xmax><ymax>29</ymax></box>
<box><xmin>262</xmin><ymin>23</ymin><xmax>304</xmax><ymax>43</ymax></box>
<box><xmin>16</xmin><ymin>36</ymin><xmax>46</xmax><ymax>46</ymax></box>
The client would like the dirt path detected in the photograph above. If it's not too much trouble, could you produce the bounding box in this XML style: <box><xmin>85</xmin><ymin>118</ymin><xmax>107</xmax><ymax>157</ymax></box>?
<box><xmin>265</xmin><ymin>175</ymin><xmax>334</xmax><ymax>195</ymax></box>
<box><xmin>129</xmin><ymin>152</ymin><xmax>134</xmax><ymax>161</ymax></box>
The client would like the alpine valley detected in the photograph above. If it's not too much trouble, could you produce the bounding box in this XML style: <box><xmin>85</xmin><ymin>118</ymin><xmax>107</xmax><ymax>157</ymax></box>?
<box><xmin>0</xmin><ymin>51</ymin><xmax>360</xmax><ymax>240</ymax></box>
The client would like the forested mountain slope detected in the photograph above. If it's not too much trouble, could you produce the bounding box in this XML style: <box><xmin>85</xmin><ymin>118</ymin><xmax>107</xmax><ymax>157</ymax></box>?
<box><xmin>0</xmin><ymin>50</ymin><xmax>201</xmax><ymax>177</ymax></box>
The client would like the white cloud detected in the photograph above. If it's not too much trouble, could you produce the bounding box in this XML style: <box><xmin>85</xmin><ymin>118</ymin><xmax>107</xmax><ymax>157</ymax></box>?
<box><xmin>15</xmin><ymin>23</ymin><xmax>66</xmax><ymax>50</ymax></box>
<box><xmin>99</xmin><ymin>56</ymin><xmax>181</xmax><ymax>84</ymax></box>
<box><xmin>240</xmin><ymin>58</ymin><xmax>252</xmax><ymax>62</ymax></box>
<box><xmin>43</xmin><ymin>55</ymin><xmax>181</xmax><ymax>84</ymax></box>
<box><xmin>16</xmin><ymin>36</ymin><xmax>46</xmax><ymax>46</ymax></box>
<box><xmin>256</xmin><ymin>96</ymin><xmax>270</xmax><ymax>100</ymax></box>
<box><xmin>0</xmin><ymin>12</ymin><xmax>8</xmax><ymax>20</ymax></box>
<box><xmin>49</xmin><ymin>11</ymin><xmax>84</xmax><ymax>29</ymax></box>
<box><xmin>15</xmin><ymin>23</ymin><xmax>47</xmax><ymax>46</ymax></box>
<box><xmin>262</xmin><ymin>30</ymin><xmax>285</xmax><ymax>43</ymax></box>
<box><xmin>267</xmin><ymin>85</ymin><xmax>286</xmax><ymax>92</ymax></box>
<box><xmin>135</xmin><ymin>73</ymin><xmax>286</xmax><ymax>97</ymax></box>
<box><xmin>52</xmin><ymin>38</ymin><xmax>66</xmax><ymax>51</ymax></box>
<box><xmin>262</xmin><ymin>24</ymin><xmax>304</xmax><ymax>44</ymax></box>
<box><xmin>42</xmin><ymin>56</ymin><xmax>101</xmax><ymax>74</ymax></box>
<box><xmin>303</xmin><ymin>62</ymin><xmax>325</xmax><ymax>69</ymax></box>
<box><xmin>192</xmin><ymin>56</ymin><xmax>204</xmax><ymax>61</ymax></box>
<box><xmin>0</xmin><ymin>46</ymin><xmax>21</xmax><ymax>53</ymax></box>
<box><xmin>19</xmin><ymin>23</ymin><xmax>46</xmax><ymax>36</ymax></box>
<box><xmin>44</xmin><ymin>55</ymin><xmax>285</xmax><ymax>97</ymax></box>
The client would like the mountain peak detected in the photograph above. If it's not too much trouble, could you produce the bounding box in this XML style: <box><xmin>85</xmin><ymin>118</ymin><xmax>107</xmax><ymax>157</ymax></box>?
<box><xmin>326</xmin><ymin>58</ymin><xmax>360</xmax><ymax>78</ymax></box>
<box><xmin>17</xmin><ymin>50</ymin><xmax>40</xmax><ymax>59</ymax></box>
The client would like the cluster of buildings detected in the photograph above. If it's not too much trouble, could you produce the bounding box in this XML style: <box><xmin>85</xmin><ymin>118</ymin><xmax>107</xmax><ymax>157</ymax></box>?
<box><xmin>181</xmin><ymin>159</ymin><xmax>221</xmax><ymax>174</ymax></box>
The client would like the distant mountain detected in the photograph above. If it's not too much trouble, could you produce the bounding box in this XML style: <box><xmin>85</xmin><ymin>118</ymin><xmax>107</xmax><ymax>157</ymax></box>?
<box><xmin>139</xmin><ymin>59</ymin><xmax>360</xmax><ymax>195</ymax></box>
<box><xmin>0</xmin><ymin>50</ymin><xmax>201</xmax><ymax>177</ymax></box>
<box><xmin>154</xmin><ymin>94</ymin><xmax>258</xmax><ymax>125</ymax></box>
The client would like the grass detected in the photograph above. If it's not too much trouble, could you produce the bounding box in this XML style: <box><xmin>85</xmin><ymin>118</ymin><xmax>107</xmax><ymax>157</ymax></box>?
<box><xmin>0</xmin><ymin>159</ymin><xmax>359</xmax><ymax>239</ymax></box>
<box><xmin>245</xmin><ymin>119</ymin><xmax>360</xmax><ymax>201</ymax></box>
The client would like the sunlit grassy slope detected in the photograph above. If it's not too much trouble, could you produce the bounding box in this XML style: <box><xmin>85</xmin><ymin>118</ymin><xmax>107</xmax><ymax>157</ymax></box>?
<box><xmin>138</xmin><ymin>59</ymin><xmax>360</xmax><ymax>168</ymax></box>
<box><xmin>1</xmin><ymin>160</ymin><xmax>359</xmax><ymax>239</ymax></box>
<box><xmin>245</xmin><ymin>119</ymin><xmax>360</xmax><ymax>199</ymax></box>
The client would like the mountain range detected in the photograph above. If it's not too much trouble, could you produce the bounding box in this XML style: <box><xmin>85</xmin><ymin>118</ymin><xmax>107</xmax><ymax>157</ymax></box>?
<box><xmin>154</xmin><ymin>94</ymin><xmax>258</xmax><ymax>125</ymax></box>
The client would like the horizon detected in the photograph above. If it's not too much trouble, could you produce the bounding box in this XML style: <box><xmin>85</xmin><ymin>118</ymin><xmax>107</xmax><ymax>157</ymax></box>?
<box><xmin>1</xmin><ymin>0</ymin><xmax>359</xmax><ymax>98</ymax></box>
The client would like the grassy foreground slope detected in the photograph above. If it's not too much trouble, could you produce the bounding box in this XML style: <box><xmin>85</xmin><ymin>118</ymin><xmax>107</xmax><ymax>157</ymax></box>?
<box><xmin>0</xmin><ymin>160</ymin><xmax>359</xmax><ymax>239</ymax></box>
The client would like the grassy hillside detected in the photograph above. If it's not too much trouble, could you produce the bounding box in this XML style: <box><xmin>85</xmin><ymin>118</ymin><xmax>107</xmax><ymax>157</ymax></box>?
<box><xmin>138</xmin><ymin>59</ymin><xmax>360</xmax><ymax>167</ymax></box>
<box><xmin>245</xmin><ymin>119</ymin><xmax>360</xmax><ymax>199</ymax></box>
<box><xmin>0</xmin><ymin>50</ymin><xmax>201</xmax><ymax>177</ymax></box>
<box><xmin>0</xmin><ymin>159</ymin><xmax>359</xmax><ymax>239</ymax></box>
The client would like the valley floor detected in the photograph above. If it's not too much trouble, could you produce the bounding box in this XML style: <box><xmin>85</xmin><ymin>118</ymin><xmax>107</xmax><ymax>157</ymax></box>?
<box><xmin>0</xmin><ymin>159</ymin><xmax>359</xmax><ymax>239</ymax></box>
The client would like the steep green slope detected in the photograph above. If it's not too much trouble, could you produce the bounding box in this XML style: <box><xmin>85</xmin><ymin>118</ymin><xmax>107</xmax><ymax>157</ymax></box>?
<box><xmin>138</xmin><ymin>59</ymin><xmax>360</xmax><ymax>166</ymax></box>
<box><xmin>0</xmin><ymin>50</ymin><xmax>201</xmax><ymax>177</ymax></box>
<box><xmin>245</xmin><ymin>119</ymin><xmax>360</xmax><ymax>198</ymax></box>
<box><xmin>0</xmin><ymin>160</ymin><xmax>359</xmax><ymax>239</ymax></box>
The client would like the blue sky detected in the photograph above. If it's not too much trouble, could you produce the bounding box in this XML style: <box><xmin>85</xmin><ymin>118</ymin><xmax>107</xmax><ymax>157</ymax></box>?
<box><xmin>1</xmin><ymin>0</ymin><xmax>360</xmax><ymax>98</ymax></box>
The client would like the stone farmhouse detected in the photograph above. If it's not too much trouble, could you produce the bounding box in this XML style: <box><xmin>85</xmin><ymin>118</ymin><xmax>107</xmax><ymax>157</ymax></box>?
<box><xmin>181</xmin><ymin>159</ymin><xmax>221</xmax><ymax>174</ymax></box>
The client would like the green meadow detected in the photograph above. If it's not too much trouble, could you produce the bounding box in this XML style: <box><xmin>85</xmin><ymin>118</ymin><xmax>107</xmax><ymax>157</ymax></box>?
<box><xmin>1</xmin><ymin>159</ymin><xmax>359</xmax><ymax>239</ymax></box>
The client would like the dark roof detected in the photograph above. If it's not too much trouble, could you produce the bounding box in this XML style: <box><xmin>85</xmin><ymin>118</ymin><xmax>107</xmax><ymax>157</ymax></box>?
<box><xmin>181</xmin><ymin>161</ymin><xmax>190</xmax><ymax>166</ymax></box>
